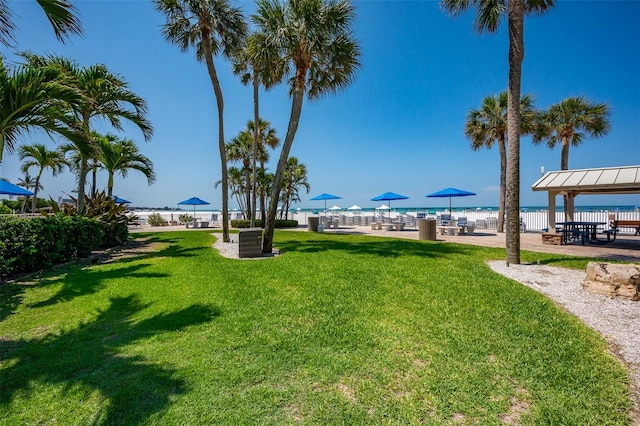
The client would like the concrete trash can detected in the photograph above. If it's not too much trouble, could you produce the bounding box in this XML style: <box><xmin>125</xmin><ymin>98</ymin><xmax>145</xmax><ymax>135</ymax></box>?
<box><xmin>418</xmin><ymin>219</ymin><xmax>437</xmax><ymax>241</ymax></box>
<box><xmin>238</xmin><ymin>228</ymin><xmax>262</xmax><ymax>258</ymax></box>
<box><xmin>308</xmin><ymin>216</ymin><xmax>319</xmax><ymax>232</ymax></box>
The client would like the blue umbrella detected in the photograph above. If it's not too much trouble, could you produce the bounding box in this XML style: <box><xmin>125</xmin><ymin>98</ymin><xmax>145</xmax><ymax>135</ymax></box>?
<box><xmin>370</xmin><ymin>192</ymin><xmax>409</xmax><ymax>222</ymax></box>
<box><xmin>113</xmin><ymin>196</ymin><xmax>131</xmax><ymax>204</ymax></box>
<box><xmin>0</xmin><ymin>179</ymin><xmax>33</xmax><ymax>196</ymax></box>
<box><xmin>178</xmin><ymin>196</ymin><xmax>210</xmax><ymax>218</ymax></box>
<box><xmin>426</xmin><ymin>187</ymin><xmax>476</xmax><ymax>215</ymax></box>
<box><xmin>310</xmin><ymin>193</ymin><xmax>342</xmax><ymax>217</ymax></box>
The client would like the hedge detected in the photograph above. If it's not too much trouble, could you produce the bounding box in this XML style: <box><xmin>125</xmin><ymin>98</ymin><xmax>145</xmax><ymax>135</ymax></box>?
<box><xmin>230</xmin><ymin>219</ymin><xmax>298</xmax><ymax>229</ymax></box>
<box><xmin>0</xmin><ymin>215</ymin><xmax>104</xmax><ymax>278</ymax></box>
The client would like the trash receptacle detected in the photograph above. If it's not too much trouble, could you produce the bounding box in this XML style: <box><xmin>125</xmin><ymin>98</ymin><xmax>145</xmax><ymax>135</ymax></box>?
<box><xmin>418</xmin><ymin>219</ymin><xmax>437</xmax><ymax>241</ymax></box>
<box><xmin>308</xmin><ymin>216</ymin><xmax>319</xmax><ymax>232</ymax></box>
<box><xmin>238</xmin><ymin>228</ymin><xmax>262</xmax><ymax>258</ymax></box>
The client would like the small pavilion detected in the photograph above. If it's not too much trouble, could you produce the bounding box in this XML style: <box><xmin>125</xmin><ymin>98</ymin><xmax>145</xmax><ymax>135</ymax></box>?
<box><xmin>531</xmin><ymin>165</ymin><xmax>640</xmax><ymax>232</ymax></box>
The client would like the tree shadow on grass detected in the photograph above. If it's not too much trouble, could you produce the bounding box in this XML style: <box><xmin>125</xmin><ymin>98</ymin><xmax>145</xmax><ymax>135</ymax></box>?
<box><xmin>1</xmin><ymin>295</ymin><xmax>219</xmax><ymax>424</ymax></box>
<box><xmin>277</xmin><ymin>234</ymin><xmax>474</xmax><ymax>259</ymax></box>
<box><xmin>28</xmin><ymin>263</ymin><xmax>169</xmax><ymax>309</ymax></box>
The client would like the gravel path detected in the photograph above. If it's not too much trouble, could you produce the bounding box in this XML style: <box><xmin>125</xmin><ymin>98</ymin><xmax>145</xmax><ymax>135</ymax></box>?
<box><xmin>489</xmin><ymin>261</ymin><xmax>640</xmax><ymax>420</ymax></box>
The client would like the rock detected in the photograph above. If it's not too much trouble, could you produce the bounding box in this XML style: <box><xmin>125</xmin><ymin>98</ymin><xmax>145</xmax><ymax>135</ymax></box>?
<box><xmin>582</xmin><ymin>262</ymin><xmax>640</xmax><ymax>301</ymax></box>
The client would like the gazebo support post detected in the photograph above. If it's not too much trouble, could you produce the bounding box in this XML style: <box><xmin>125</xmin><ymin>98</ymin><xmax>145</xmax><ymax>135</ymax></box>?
<box><xmin>548</xmin><ymin>191</ymin><xmax>557</xmax><ymax>233</ymax></box>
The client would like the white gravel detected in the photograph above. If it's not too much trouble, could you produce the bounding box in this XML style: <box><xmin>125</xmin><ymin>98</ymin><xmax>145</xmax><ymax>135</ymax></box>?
<box><xmin>489</xmin><ymin>260</ymin><xmax>640</xmax><ymax>416</ymax></box>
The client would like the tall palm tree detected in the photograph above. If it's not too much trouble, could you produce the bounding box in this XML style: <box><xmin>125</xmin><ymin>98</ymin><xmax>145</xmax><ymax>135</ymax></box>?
<box><xmin>225</xmin><ymin>130</ymin><xmax>253</xmax><ymax>218</ymax></box>
<box><xmin>17</xmin><ymin>173</ymin><xmax>41</xmax><ymax>213</ymax></box>
<box><xmin>280</xmin><ymin>156</ymin><xmax>309</xmax><ymax>219</ymax></box>
<box><xmin>155</xmin><ymin>0</ymin><xmax>247</xmax><ymax>243</ymax></box>
<box><xmin>96</xmin><ymin>133</ymin><xmax>156</xmax><ymax>198</ymax></box>
<box><xmin>18</xmin><ymin>143</ymin><xmax>66</xmax><ymax>212</ymax></box>
<box><xmin>441</xmin><ymin>0</ymin><xmax>554</xmax><ymax>264</ymax></box>
<box><xmin>20</xmin><ymin>54</ymin><xmax>153</xmax><ymax>212</ymax></box>
<box><xmin>0</xmin><ymin>0</ymin><xmax>82</xmax><ymax>48</ymax></box>
<box><xmin>465</xmin><ymin>91</ymin><xmax>536</xmax><ymax>232</ymax></box>
<box><xmin>253</xmin><ymin>0</ymin><xmax>361</xmax><ymax>252</ymax></box>
<box><xmin>533</xmin><ymin>96</ymin><xmax>609</xmax><ymax>220</ymax></box>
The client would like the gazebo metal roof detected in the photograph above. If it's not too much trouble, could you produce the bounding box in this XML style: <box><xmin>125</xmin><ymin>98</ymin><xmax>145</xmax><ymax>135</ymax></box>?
<box><xmin>531</xmin><ymin>165</ymin><xmax>640</xmax><ymax>195</ymax></box>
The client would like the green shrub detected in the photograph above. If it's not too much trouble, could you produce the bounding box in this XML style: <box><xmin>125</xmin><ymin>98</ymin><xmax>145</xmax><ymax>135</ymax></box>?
<box><xmin>147</xmin><ymin>213</ymin><xmax>168</xmax><ymax>226</ymax></box>
<box><xmin>230</xmin><ymin>219</ymin><xmax>298</xmax><ymax>229</ymax></box>
<box><xmin>0</xmin><ymin>203</ymin><xmax>12</xmax><ymax>214</ymax></box>
<box><xmin>0</xmin><ymin>215</ymin><xmax>103</xmax><ymax>278</ymax></box>
<box><xmin>178</xmin><ymin>214</ymin><xmax>193</xmax><ymax>224</ymax></box>
<box><xmin>48</xmin><ymin>191</ymin><xmax>132</xmax><ymax>248</ymax></box>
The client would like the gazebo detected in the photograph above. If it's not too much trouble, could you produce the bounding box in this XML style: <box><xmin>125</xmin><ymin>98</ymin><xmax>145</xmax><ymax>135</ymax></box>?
<box><xmin>531</xmin><ymin>165</ymin><xmax>640</xmax><ymax>233</ymax></box>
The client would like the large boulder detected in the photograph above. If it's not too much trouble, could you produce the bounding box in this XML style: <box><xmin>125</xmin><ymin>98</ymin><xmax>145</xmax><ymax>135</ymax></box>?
<box><xmin>582</xmin><ymin>262</ymin><xmax>640</xmax><ymax>300</ymax></box>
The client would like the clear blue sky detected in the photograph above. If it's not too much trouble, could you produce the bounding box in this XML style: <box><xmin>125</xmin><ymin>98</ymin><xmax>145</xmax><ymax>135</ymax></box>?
<box><xmin>3</xmin><ymin>0</ymin><xmax>639</xmax><ymax>210</ymax></box>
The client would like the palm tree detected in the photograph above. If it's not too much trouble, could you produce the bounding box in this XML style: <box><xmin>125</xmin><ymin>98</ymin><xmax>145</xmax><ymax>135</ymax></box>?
<box><xmin>280</xmin><ymin>156</ymin><xmax>309</xmax><ymax>219</ymax></box>
<box><xmin>534</xmin><ymin>97</ymin><xmax>610</xmax><ymax>170</ymax></box>
<box><xmin>245</xmin><ymin>119</ymin><xmax>278</xmax><ymax>222</ymax></box>
<box><xmin>17</xmin><ymin>173</ymin><xmax>41</xmax><ymax>213</ymax></box>
<box><xmin>253</xmin><ymin>0</ymin><xmax>361</xmax><ymax>252</ymax></box>
<box><xmin>20</xmin><ymin>54</ymin><xmax>153</xmax><ymax>212</ymax></box>
<box><xmin>96</xmin><ymin>133</ymin><xmax>156</xmax><ymax>198</ymax></box>
<box><xmin>0</xmin><ymin>57</ymin><xmax>79</xmax><ymax>173</ymax></box>
<box><xmin>18</xmin><ymin>143</ymin><xmax>66</xmax><ymax>212</ymax></box>
<box><xmin>441</xmin><ymin>0</ymin><xmax>554</xmax><ymax>265</ymax></box>
<box><xmin>225</xmin><ymin>130</ymin><xmax>253</xmax><ymax>218</ymax></box>
<box><xmin>155</xmin><ymin>0</ymin><xmax>248</xmax><ymax>243</ymax></box>
<box><xmin>465</xmin><ymin>91</ymin><xmax>536</xmax><ymax>232</ymax></box>
<box><xmin>215</xmin><ymin>166</ymin><xmax>246</xmax><ymax>214</ymax></box>
<box><xmin>533</xmin><ymin>96</ymin><xmax>609</xmax><ymax>220</ymax></box>
<box><xmin>0</xmin><ymin>0</ymin><xmax>82</xmax><ymax>48</ymax></box>
<box><xmin>232</xmin><ymin>34</ymin><xmax>283</xmax><ymax>226</ymax></box>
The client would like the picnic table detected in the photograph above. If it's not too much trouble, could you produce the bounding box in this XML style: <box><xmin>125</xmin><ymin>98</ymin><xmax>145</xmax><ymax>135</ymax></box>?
<box><xmin>557</xmin><ymin>221</ymin><xmax>606</xmax><ymax>245</ymax></box>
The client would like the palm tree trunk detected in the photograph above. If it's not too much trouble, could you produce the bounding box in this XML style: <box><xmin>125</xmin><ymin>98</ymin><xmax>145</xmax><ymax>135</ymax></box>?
<box><xmin>244</xmin><ymin>163</ymin><xmax>251</xmax><ymax>220</ymax></box>
<box><xmin>263</xmin><ymin>79</ymin><xmax>305</xmax><ymax>253</ymax></box>
<box><xmin>505</xmin><ymin>0</ymin><xmax>524</xmax><ymax>265</ymax></box>
<box><xmin>202</xmin><ymin>38</ymin><xmax>229</xmax><ymax>242</ymax></box>
<box><xmin>561</xmin><ymin>137</ymin><xmax>570</xmax><ymax>220</ymax></box>
<box><xmin>32</xmin><ymin>173</ymin><xmax>42</xmax><ymax>212</ymax></box>
<box><xmin>77</xmin><ymin>156</ymin><xmax>88</xmax><ymax>213</ymax></box>
<box><xmin>260</xmin><ymin>160</ymin><xmax>266</xmax><ymax>223</ymax></box>
<box><xmin>107</xmin><ymin>172</ymin><xmax>114</xmax><ymax>198</ymax></box>
<box><xmin>251</xmin><ymin>71</ymin><xmax>259</xmax><ymax>227</ymax></box>
<box><xmin>497</xmin><ymin>136</ymin><xmax>507</xmax><ymax>233</ymax></box>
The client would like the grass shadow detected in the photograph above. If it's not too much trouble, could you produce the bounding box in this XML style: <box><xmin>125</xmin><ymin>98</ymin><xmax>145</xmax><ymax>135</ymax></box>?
<box><xmin>1</xmin><ymin>295</ymin><xmax>219</xmax><ymax>424</ymax></box>
<box><xmin>28</xmin><ymin>263</ymin><xmax>169</xmax><ymax>309</ymax></box>
<box><xmin>276</xmin><ymin>232</ymin><xmax>476</xmax><ymax>259</ymax></box>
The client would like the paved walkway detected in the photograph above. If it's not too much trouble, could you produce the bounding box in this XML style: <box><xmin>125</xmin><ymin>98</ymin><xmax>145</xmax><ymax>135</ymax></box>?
<box><xmin>131</xmin><ymin>224</ymin><xmax>640</xmax><ymax>263</ymax></box>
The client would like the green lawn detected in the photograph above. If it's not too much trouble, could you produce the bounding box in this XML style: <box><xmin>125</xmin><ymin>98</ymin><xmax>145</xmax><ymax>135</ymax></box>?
<box><xmin>0</xmin><ymin>230</ymin><xmax>632</xmax><ymax>425</ymax></box>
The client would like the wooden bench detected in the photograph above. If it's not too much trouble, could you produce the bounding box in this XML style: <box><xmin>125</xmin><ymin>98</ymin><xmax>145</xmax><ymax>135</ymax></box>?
<box><xmin>437</xmin><ymin>225</ymin><xmax>463</xmax><ymax>236</ymax></box>
<box><xmin>612</xmin><ymin>220</ymin><xmax>640</xmax><ymax>235</ymax></box>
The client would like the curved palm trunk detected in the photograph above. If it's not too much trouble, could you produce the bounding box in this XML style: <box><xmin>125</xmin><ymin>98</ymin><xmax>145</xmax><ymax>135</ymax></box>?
<box><xmin>506</xmin><ymin>0</ymin><xmax>524</xmax><ymax>265</ymax></box>
<box><xmin>497</xmin><ymin>136</ymin><xmax>506</xmax><ymax>233</ymax></box>
<box><xmin>251</xmin><ymin>71</ymin><xmax>259</xmax><ymax>227</ymax></box>
<box><xmin>202</xmin><ymin>37</ymin><xmax>230</xmax><ymax>242</ymax></box>
<box><xmin>263</xmin><ymin>77</ymin><xmax>305</xmax><ymax>253</ymax></box>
